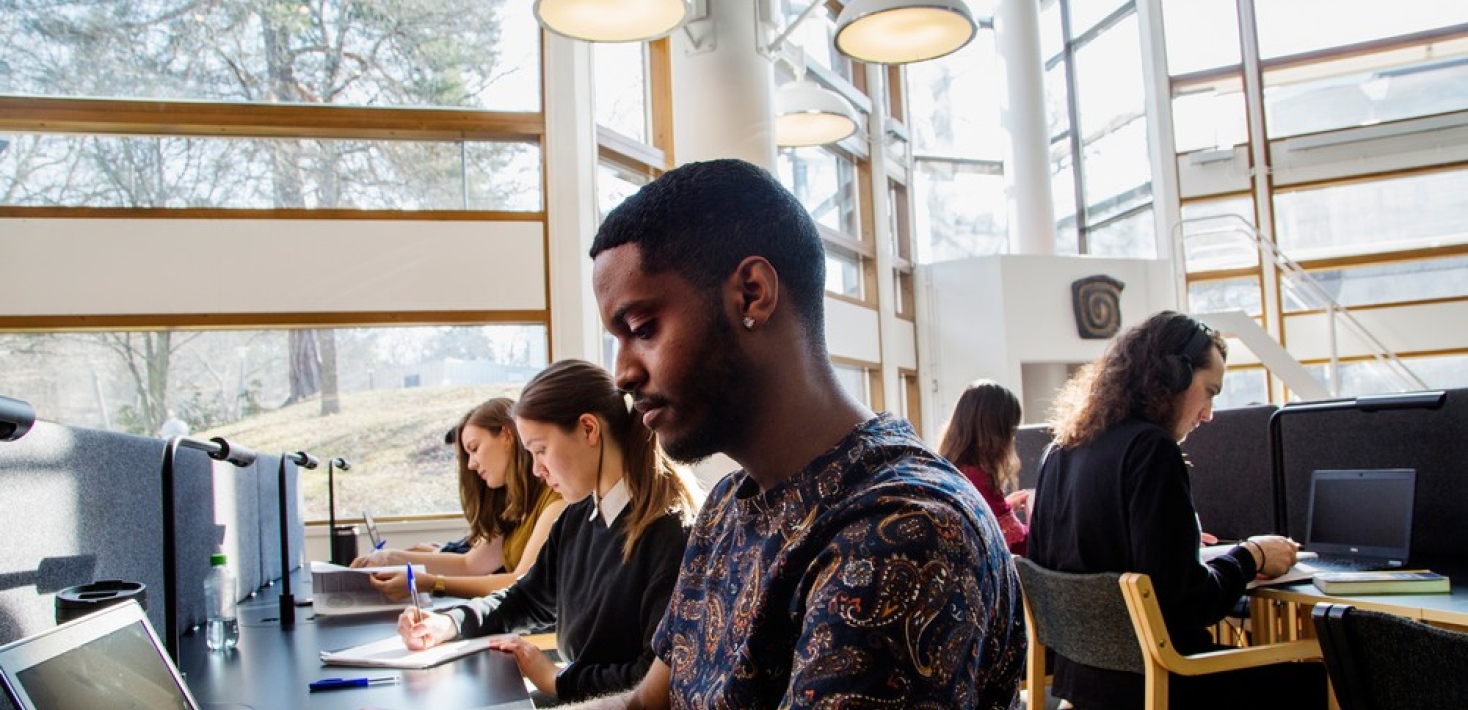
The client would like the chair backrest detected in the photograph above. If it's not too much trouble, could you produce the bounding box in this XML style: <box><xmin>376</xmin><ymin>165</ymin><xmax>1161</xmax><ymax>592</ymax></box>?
<box><xmin>1014</xmin><ymin>557</ymin><xmax>1144</xmax><ymax>674</ymax></box>
<box><xmin>1312</xmin><ymin>603</ymin><xmax>1468</xmax><ymax>710</ymax></box>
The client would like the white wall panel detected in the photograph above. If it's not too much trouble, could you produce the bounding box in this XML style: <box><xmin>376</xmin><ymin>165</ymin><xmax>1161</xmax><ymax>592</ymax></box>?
<box><xmin>825</xmin><ymin>297</ymin><xmax>882</xmax><ymax>364</ymax></box>
<box><xmin>1</xmin><ymin>218</ymin><xmax>546</xmax><ymax>315</ymax></box>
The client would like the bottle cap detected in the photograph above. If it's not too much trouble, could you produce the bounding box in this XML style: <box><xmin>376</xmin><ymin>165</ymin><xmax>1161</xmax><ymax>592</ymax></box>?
<box><xmin>210</xmin><ymin>553</ymin><xmax>228</xmax><ymax>567</ymax></box>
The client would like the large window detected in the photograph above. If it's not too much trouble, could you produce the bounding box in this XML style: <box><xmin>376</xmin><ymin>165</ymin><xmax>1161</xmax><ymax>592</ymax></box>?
<box><xmin>1045</xmin><ymin>0</ymin><xmax>1156</xmax><ymax>257</ymax></box>
<box><xmin>0</xmin><ymin>0</ymin><xmax>541</xmax><ymax>111</ymax></box>
<box><xmin>1</xmin><ymin>1</ymin><xmax>551</xmax><ymax>523</ymax></box>
<box><xmin>0</xmin><ymin>324</ymin><xmax>547</xmax><ymax>519</ymax></box>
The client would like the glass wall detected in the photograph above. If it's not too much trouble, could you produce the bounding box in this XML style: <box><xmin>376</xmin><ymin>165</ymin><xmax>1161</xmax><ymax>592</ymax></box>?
<box><xmin>0</xmin><ymin>324</ymin><xmax>548</xmax><ymax>519</ymax></box>
<box><xmin>1166</xmin><ymin>0</ymin><xmax>1468</xmax><ymax>401</ymax></box>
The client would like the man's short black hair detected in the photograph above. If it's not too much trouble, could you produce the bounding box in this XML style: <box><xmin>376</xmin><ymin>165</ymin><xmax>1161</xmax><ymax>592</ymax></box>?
<box><xmin>590</xmin><ymin>158</ymin><xmax>827</xmax><ymax>345</ymax></box>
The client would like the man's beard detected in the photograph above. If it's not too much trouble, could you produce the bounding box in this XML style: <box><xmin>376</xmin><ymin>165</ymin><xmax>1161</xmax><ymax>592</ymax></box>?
<box><xmin>659</xmin><ymin>308</ymin><xmax>756</xmax><ymax>464</ymax></box>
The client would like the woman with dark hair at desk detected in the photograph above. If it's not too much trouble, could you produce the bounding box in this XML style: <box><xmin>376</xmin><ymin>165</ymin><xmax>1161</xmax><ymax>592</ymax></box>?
<box><xmin>940</xmin><ymin>379</ymin><xmax>1031</xmax><ymax>556</ymax></box>
<box><xmin>396</xmin><ymin>360</ymin><xmax>702</xmax><ymax>703</ymax></box>
<box><xmin>1028</xmin><ymin>311</ymin><xmax>1325</xmax><ymax>710</ymax></box>
<box><xmin>355</xmin><ymin>397</ymin><xmax>566</xmax><ymax>601</ymax></box>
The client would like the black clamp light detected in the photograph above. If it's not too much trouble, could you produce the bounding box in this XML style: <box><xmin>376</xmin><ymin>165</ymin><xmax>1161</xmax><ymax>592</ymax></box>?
<box><xmin>0</xmin><ymin>395</ymin><xmax>36</xmax><ymax>442</ymax></box>
<box><xmin>159</xmin><ymin>435</ymin><xmax>256</xmax><ymax>662</ymax></box>
<box><xmin>276</xmin><ymin>451</ymin><xmax>318</xmax><ymax>625</ymax></box>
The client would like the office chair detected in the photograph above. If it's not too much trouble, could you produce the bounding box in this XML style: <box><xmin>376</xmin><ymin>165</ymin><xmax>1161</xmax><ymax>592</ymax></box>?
<box><xmin>1016</xmin><ymin>558</ymin><xmax>1321</xmax><ymax>710</ymax></box>
<box><xmin>1312</xmin><ymin>603</ymin><xmax>1468</xmax><ymax>710</ymax></box>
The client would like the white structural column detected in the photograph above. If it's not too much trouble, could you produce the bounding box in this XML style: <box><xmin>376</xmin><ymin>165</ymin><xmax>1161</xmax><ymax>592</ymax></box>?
<box><xmin>1135</xmin><ymin>0</ymin><xmax>1183</xmax><ymax>310</ymax></box>
<box><xmin>865</xmin><ymin>63</ymin><xmax>902</xmax><ymax>415</ymax></box>
<box><xmin>994</xmin><ymin>0</ymin><xmax>1056</xmax><ymax>255</ymax></box>
<box><xmin>670</xmin><ymin>0</ymin><xmax>778</xmax><ymax>169</ymax></box>
<box><xmin>543</xmin><ymin>33</ymin><xmax>605</xmax><ymax>362</ymax></box>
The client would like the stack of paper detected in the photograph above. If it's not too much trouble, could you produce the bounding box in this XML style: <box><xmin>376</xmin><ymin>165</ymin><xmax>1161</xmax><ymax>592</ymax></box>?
<box><xmin>311</xmin><ymin>561</ymin><xmax>427</xmax><ymax>616</ymax></box>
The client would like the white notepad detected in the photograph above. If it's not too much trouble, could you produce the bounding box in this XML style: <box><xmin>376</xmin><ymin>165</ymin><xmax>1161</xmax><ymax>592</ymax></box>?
<box><xmin>319</xmin><ymin>633</ymin><xmax>510</xmax><ymax>669</ymax></box>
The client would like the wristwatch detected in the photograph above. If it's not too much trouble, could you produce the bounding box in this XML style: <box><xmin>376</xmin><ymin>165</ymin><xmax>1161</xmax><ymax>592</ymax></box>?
<box><xmin>431</xmin><ymin>575</ymin><xmax>447</xmax><ymax>597</ymax></box>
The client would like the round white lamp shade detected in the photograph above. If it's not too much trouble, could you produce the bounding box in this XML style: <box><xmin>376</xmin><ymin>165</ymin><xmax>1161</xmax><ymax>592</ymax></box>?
<box><xmin>534</xmin><ymin>0</ymin><xmax>690</xmax><ymax>42</ymax></box>
<box><xmin>835</xmin><ymin>0</ymin><xmax>977</xmax><ymax>64</ymax></box>
<box><xmin>775</xmin><ymin>80</ymin><xmax>860</xmax><ymax>147</ymax></box>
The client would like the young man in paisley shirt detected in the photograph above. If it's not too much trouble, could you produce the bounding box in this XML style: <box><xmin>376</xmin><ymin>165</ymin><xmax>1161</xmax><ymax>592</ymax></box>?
<box><xmin>572</xmin><ymin>158</ymin><xmax>1025</xmax><ymax>710</ymax></box>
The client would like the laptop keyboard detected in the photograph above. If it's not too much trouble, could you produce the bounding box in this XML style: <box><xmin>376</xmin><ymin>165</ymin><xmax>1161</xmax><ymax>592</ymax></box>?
<box><xmin>1297</xmin><ymin>557</ymin><xmax>1391</xmax><ymax>573</ymax></box>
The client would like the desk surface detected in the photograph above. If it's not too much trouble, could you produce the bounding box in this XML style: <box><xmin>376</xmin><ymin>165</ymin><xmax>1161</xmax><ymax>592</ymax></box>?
<box><xmin>178</xmin><ymin>589</ymin><xmax>533</xmax><ymax>710</ymax></box>
<box><xmin>1253</xmin><ymin>579</ymin><xmax>1468</xmax><ymax>627</ymax></box>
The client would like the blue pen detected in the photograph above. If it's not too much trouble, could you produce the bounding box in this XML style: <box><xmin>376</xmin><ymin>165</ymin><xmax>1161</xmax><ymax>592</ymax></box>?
<box><xmin>309</xmin><ymin>676</ymin><xmax>398</xmax><ymax>692</ymax></box>
<box><xmin>373</xmin><ymin>538</ymin><xmax>387</xmax><ymax>551</ymax></box>
<box><xmin>405</xmin><ymin>564</ymin><xmax>422</xmax><ymax>621</ymax></box>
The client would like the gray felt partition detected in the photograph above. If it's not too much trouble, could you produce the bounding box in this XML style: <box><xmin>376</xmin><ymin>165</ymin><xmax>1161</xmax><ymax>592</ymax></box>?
<box><xmin>1181</xmin><ymin>404</ymin><xmax>1277</xmax><ymax>542</ymax></box>
<box><xmin>0</xmin><ymin>421</ymin><xmax>303</xmax><ymax>655</ymax></box>
<box><xmin>1273</xmin><ymin>388</ymin><xmax>1467</xmax><ymax>572</ymax></box>
<box><xmin>1016</xmin><ymin>406</ymin><xmax>1280</xmax><ymax>543</ymax></box>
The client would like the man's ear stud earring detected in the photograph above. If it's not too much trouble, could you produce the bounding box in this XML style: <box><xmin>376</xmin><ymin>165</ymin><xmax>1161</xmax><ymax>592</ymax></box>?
<box><xmin>742</xmin><ymin>316</ymin><xmax>755</xmax><ymax>330</ymax></box>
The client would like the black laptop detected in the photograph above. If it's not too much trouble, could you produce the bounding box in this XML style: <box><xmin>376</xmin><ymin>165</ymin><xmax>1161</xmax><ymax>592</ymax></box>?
<box><xmin>1297</xmin><ymin>468</ymin><xmax>1416</xmax><ymax>573</ymax></box>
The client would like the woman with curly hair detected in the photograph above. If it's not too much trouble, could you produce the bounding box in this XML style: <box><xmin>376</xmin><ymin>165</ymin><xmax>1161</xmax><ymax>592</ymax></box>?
<box><xmin>1027</xmin><ymin>310</ymin><xmax>1324</xmax><ymax>710</ymax></box>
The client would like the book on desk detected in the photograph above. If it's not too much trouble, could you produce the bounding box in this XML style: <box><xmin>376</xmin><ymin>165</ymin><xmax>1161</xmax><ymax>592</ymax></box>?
<box><xmin>1311</xmin><ymin>570</ymin><xmax>1450</xmax><ymax>595</ymax></box>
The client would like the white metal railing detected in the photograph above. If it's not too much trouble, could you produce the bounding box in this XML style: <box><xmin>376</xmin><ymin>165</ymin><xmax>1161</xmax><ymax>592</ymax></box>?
<box><xmin>1173</xmin><ymin>213</ymin><xmax>1427</xmax><ymax>396</ymax></box>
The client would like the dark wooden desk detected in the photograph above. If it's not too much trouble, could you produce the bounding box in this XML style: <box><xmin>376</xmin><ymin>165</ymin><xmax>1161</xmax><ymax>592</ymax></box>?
<box><xmin>177</xmin><ymin>591</ymin><xmax>534</xmax><ymax>710</ymax></box>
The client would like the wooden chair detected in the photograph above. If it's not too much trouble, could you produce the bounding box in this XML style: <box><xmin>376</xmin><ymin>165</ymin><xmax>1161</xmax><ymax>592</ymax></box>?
<box><xmin>1312</xmin><ymin>603</ymin><xmax>1468</xmax><ymax>710</ymax></box>
<box><xmin>1015</xmin><ymin>558</ymin><xmax>1321</xmax><ymax>710</ymax></box>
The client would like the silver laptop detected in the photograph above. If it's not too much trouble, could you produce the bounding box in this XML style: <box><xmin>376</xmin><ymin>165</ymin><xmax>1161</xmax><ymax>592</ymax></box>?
<box><xmin>0</xmin><ymin>600</ymin><xmax>199</xmax><ymax>710</ymax></box>
<box><xmin>1299</xmin><ymin>468</ymin><xmax>1416</xmax><ymax>573</ymax></box>
<box><xmin>363</xmin><ymin>509</ymin><xmax>383</xmax><ymax>549</ymax></box>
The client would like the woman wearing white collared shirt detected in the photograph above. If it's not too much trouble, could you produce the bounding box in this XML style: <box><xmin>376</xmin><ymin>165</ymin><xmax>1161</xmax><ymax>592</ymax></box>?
<box><xmin>396</xmin><ymin>359</ymin><xmax>703</xmax><ymax>703</ymax></box>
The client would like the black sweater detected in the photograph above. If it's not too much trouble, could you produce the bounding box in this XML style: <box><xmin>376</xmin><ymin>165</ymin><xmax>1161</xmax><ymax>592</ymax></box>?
<box><xmin>445</xmin><ymin>497</ymin><xmax>690</xmax><ymax>701</ymax></box>
<box><xmin>1028</xmin><ymin>419</ymin><xmax>1258</xmax><ymax>707</ymax></box>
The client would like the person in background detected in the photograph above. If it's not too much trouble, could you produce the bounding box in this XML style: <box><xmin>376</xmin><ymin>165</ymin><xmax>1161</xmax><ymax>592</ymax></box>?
<box><xmin>404</xmin><ymin>426</ymin><xmax>477</xmax><ymax>554</ymax></box>
<box><xmin>1027</xmin><ymin>310</ymin><xmax>1325</xmax><ymax>710</ymax></box>
<box><xmin>939</xmin><ymin>379</ymin><xmax>1031</xmax><ymax>556</ymax></box>
<box><xmin>355</xmin><ymin>397</ymin><xmax>566</xmax><ymax>601</ymax></box>
<box><xmin>396</xmin><ymin>359</ymin><xmax>702</xmax><ymax>704</ymax></box>
<box><xmin>551</xmin><ymin>158</ymin><xmax>1023</xmax><ymax>710</ymax></box>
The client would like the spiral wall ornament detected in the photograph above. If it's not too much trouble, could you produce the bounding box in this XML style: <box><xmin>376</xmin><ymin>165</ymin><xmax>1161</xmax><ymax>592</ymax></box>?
<box><xmin>1071</xmin><ymin>275</ymin><xmax>1125</xmax><ymax>339</ymax></box>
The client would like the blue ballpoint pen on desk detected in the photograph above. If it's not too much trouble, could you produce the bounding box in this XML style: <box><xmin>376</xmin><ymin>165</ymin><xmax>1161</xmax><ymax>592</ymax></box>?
<box><xmin>309</xmin><ymin>676</ymin><xmax>399</xmax><ymax>692</ymax></box>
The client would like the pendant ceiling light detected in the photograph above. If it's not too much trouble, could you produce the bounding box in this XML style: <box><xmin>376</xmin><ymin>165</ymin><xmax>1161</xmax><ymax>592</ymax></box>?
<box><xmin>834</xmin><ymin>0</ymin><xmax>977</xmax><ymax>65</ymax></box>
<box><xmin>534</xmin><ymin>0</ymin><xmax>690</xmax><ymax>42</ymax></box>
<box><xmin>775</xmin><ymin>80</ymin><xmax>860</xmax><ymax>148</ymax></box>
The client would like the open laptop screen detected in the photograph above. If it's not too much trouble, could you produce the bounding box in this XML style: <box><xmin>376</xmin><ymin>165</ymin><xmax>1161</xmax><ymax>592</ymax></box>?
<box><xmin>0</xmin><ymin>601</ymin><xmax>198</xmax><ymax>710</ymax></box>
<box><xmin>1306</xmin><ymin>468</ymin><xmax>1416</xmax><ymax>563</ymax></box>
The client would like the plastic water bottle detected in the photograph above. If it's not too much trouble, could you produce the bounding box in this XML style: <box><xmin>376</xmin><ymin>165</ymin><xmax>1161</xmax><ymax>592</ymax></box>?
<box><xmin>203</xmin><ymin>552</ymin><xmax>239</xmax><ymax>651</ymax></box>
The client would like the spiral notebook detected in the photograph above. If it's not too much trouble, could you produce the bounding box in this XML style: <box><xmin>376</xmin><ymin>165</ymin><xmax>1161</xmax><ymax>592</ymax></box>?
<box><xmin>320</xmin><ymin>633</ymin><xmax>510</xmax><ymax>669</ymax></box>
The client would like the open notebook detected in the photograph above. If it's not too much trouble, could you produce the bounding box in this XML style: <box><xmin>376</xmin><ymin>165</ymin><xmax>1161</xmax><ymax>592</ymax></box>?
<box><xmin>0</xmin><ymin>601</ymin><xmax>200</xmax><ymax>710</ymax></box>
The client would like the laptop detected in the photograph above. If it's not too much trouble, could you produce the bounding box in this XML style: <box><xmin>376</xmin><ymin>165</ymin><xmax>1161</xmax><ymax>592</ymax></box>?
<box><xmin>1297</xmin><ymin>468</ymin><xmax>1416</xmax><ymax>574</ymax></box>
<box><xmin>363</xmin><ymin>509</ymin><xmax>383</xmax><ymax>549</ymax></box>
<box><xmin>0</xmin><ymin>600</ymin><xmax>200</xmax><ymax>710</ymax></box>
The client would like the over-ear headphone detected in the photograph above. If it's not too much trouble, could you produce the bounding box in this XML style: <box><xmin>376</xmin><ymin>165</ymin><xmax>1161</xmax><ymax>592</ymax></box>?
<box><xmin>1165</xmin><ymin>318</ymin><xmax>1214</xmax><ymax>393</ymax></box>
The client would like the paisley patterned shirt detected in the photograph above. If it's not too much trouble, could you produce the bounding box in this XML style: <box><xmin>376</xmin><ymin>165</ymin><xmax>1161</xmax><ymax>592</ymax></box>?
<box><xmin>652</xmin><ymin>414</ymin><xmax>1025</xmax><ymax>709</ymax></box>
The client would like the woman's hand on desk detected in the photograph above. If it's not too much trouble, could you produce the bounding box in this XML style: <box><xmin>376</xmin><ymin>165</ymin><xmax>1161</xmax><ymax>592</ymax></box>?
<box><xmin>396</xmin><ymin>607</ymin><xmax>457</xmax><ymax>651</ymax></box>
<box><xmin>350</xmin><ymin>549</ymin><xmax>405</xmax><ymax>569</ymax></box>
<box><xmin>367</xmin><ymin>568</ymin><xmax>419</xmax><ymax>602</ymax></box>
<box><xmin>488</xmin><ymin>635</ymin><xmax>560</xmax><ymax>696</ymax></box>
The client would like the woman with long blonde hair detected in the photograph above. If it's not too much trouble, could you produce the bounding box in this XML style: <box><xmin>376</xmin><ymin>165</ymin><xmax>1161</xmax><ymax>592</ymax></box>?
<box><xmin>357</xmin><ymin>397</ymin><xmax>566</xmax><ymax>600</ymax></box>
<box><xmin>395</xmin><ymin>360</ymin><xmax>702</xmax><ymax>703</ymax></box>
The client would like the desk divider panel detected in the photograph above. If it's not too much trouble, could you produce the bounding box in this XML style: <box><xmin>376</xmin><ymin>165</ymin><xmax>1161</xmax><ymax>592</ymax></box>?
<box><xmin>0</xmin><ymin>422</ymin><xmax>303</xmax><ymax>655</ymax></box>
<box><xmin>1181</xmin><ymin>404</ymin><xmax>1277</xmax><ymax>542</ymax></box>
<box><xmin>1274</xmin><ymin>388</ymin><xmax>1467</xmax><ymax>572</ymax></box>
